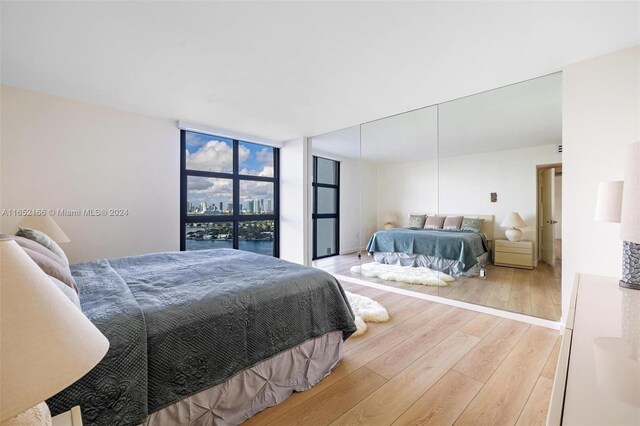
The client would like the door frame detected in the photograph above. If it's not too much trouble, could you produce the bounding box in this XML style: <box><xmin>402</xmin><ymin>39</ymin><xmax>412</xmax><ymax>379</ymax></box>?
<box><xmin>536</xmin><ymin>163</ymin><xmax>562</xmax><ymax>263</ymax></box>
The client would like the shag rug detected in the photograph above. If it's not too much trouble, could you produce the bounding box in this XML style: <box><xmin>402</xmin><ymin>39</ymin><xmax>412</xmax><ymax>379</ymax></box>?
<box><xmin>350</xmin><ymin>262</ymin><xmax>455</xmax><ymax>287</ymax></box>
<box><xmin>345</xmin><ymin>290</ymin><xmax>389</xmax><ymax>337</ymax></box>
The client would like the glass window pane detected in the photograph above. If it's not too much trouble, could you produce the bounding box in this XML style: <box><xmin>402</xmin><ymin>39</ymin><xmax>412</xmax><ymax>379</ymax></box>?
<box><xmin>317</xmin><ymin>187</ymin><xmax>337</xmax><ymax>214</ymax></box>
<box><xmin>239</xmin><ymin>141</ymin><xmax>274</xmax><ymax>177</ymax></box>
<box><xmin>185</xmin><ymin>131</ymin><xmax>234</xmax><ymax>173</ymax></box>
<box><xmin>240</xmin><ymin>180</ymin><xmax>274</xmax><ymax>215</ymax></box>
<box><xmin>316</xmin><ymin>218</ymin><xmax>337</xmax><ymax>257</ymax></box>
<box><xmin>185</xmin><ymin>222</ymin><xmax>233</xmax><ymax>251</ymax></box>
<box><xmin>239</xmin><ymin>220</ymin><xmax>274</xmax><ymax>256</ymax></box>
<box><xmin>187</xmin><ymin>176</ymin><xmax>233</xmax><ymax>215</ymax></box>
<box><xmin>317</xmin><ymin>158</ymin><xmax>337</xmax><ymax>185</ymax></box>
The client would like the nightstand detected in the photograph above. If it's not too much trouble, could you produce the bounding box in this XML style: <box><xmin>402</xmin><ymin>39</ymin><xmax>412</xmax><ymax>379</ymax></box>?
<box><xmin>52</xmin><ymin>406</ymin><xmax>82</xmax><ymax>426</ymax></box>
<box><xmin>494</xmin><ymin>239</ymin><xmax>534</xmax><ymax>269</ymax></box>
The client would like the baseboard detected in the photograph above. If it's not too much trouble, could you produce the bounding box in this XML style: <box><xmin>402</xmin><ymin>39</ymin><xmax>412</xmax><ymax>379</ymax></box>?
<box><xmin>334</xmin><ymin>273</ymin><xmax>561</xmax><ymax>330</ymax></box>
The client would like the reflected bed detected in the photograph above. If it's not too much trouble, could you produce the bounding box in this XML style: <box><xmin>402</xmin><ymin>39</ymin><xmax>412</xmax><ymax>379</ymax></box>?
<box><xmin>365</xmin><ymin>215</ymin><xmax>494</xmax><ymax>277</ymax></box>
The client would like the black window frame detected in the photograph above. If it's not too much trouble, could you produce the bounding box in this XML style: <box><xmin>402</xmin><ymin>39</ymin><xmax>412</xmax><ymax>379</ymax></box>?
<box><xmin>312</xmin><ymin>156</ymin><xmax>340</xmax><ymax>260</ymax></box>
<box><xmin>180</xmin><ymin>130</ymin><xmax>280</xmax><ymax>257</ymax></box>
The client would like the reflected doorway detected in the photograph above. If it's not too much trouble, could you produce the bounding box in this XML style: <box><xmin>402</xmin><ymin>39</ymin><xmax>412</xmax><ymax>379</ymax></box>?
<box><xmin>537</xmin><ymin>163</ymin><xmax>562</xmax><ymax>266</ymax></box>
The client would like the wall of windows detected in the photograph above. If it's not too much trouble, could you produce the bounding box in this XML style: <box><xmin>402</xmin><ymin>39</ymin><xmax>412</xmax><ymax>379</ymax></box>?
<box><xmin>181</xmin><ymin>130</ymin><xmax>279</xmax><ymax>256</ymax></box>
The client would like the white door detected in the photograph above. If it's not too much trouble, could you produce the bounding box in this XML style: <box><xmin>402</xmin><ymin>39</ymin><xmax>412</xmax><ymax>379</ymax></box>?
<box><xmin>541</xmin><ymin>168</ymin><xmax>556</xmax><ymax>265</ymax></box>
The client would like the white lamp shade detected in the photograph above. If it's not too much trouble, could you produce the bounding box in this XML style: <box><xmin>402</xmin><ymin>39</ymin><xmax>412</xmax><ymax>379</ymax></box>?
<box><xmin>18</xmin><ymin>215</ymin><xmax>70</xmax><ymax>243</ymax></box>
<box><xmin>384</xmin><ymin>212</ymin><xmax>397</xmax><ymax>223</ymax></box>
<box><xmin>0</xmin><ymin>240</ymin><xmax>108</xmax><ymax>421</ymax></box>
<box><xmin>501</xmin><ymin>212</ymin><xmax>527</xmax><ymax>228</ymax></box>
<box><xmin>621</xmin><ymin>141</ymin><xmax>640</xmax><ymax>243</ymax></box>
<box><xmin>595</xmin><ymin>181</ymin><xmax>624</xmax><ymax>223</ymax></box>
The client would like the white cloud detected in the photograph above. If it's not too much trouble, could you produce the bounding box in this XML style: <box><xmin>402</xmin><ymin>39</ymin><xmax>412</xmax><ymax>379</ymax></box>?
<box><xmin>186</xmin><ymin>140</ymin><xmax>233</xmax><ymax>172</ymax></box>
<box><xmin>187</xmin><ymin>176</ymin><xmax>233</xmax><ymax>204</ymax></box>
<box><xmin>256</xmin><ymin>147</ymin><xmax>273</xmax><ymax>165</ymax></box>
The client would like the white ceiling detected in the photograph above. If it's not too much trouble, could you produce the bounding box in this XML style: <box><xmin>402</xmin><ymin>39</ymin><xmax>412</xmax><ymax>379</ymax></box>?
<box><xmin>313</xmin><ymin>72</ymin><xmax>563</xmax><ymax>163</ymax></box>
<box><xmin>1</xmin><ymin>2</ymin><xmax>638</xmax><ymax>142</ymax></box>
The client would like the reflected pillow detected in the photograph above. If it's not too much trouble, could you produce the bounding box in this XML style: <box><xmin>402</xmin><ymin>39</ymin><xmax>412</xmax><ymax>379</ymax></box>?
<box><xmin>424</xmin><ymin>215</ymin><xmax>445</xmax><ymax>230</ymax></box>
<box><xmin>443</xmin><ymin>216</ymin><xmax>463</xmax><ymax>230</ymax></box>
<box><xmin>408</xmin><ymin>214</ymin><xmax>426</xmax><ymax>228</ymax></box>
<box><xmin>16</xmin><ymin>227</ymin><xmax>69</xmax><ymax>267</ymax></box>
<box><xmin>461</xmin><ymin>217</ymin><xmax>485</xmax><ymax>233</ymax></box>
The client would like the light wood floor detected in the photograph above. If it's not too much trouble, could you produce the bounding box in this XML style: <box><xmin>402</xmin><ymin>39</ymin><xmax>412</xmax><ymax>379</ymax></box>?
<box><xmin>313</xmin><ymin>253</ymin><xmax>562</xmax><ymax>321</ymax></box>
<box><xmin>244</xmin><ymin>283</ymin><xmax>561</xmax><ymax>425</ymax></box>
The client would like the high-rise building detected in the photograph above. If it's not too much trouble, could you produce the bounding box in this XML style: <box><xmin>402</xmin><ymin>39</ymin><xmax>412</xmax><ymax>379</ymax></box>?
<box><xmin>200</xmin><ymin>201</ymin><xmax>207</xmax><ymax>213</ymax></box>
<box><xmin>219</xmin><ymin>201</ymin><xmax>223</xmax><ymax>211</ymax></box>
<box><xmin>265</xmin><ymin>199</ymin><xmax>272</xmax><ymax>213</ymax></box>
<box><xmin>247</xmin><ymin>200</ymin><xmax>255</xmax><ymax>213</ymax></box>
<box><xmin>227</xmin><ymin>203</ymin><xmax>233</xmax><ymax>212</ymax></box>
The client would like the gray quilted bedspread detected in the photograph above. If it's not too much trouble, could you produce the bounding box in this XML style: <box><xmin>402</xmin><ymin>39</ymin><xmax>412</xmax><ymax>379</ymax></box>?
<box><xmin>47</xmin><ymin>249</ymin><xmax>356</xmax><ymax>426</ymax></box>
<box><xmin>366</xmin><ymin>228</ymin><xmax>488</xmax><ymax>272</ymax></box>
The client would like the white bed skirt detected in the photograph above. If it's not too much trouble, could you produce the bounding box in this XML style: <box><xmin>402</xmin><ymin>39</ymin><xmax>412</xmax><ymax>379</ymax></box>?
<box><xmin>142</xmin><ymin>331</ymin><xmax>343</xmax><ymax>426</ymax></box>
<box><xmin>372</xmin><ymin>251</ymin><xmax>490</xmax><ymax>277</ymax></box>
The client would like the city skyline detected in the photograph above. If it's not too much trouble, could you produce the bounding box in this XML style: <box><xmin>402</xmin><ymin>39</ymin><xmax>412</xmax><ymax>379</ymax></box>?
<box><xmin>187</xmin><ymin>198</ymin><xmax>274</xmax><ymax>215</ymax></box>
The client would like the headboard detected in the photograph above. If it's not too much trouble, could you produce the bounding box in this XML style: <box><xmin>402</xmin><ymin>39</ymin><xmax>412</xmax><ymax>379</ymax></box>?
<box><xmin>408</xmin><ymin>213</ymin><xmax>495</xmax><ymax>242</ymax></box>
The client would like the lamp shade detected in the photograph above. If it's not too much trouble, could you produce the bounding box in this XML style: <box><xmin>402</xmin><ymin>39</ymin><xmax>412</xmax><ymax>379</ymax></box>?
<box><xmin>595</xmin><ymin>181</ymin><xmax>624</xmax><ymax>223</ymax></box>
<box><xmin>501</xmin><ymin>212</ymin><xmax>527</xmax><ymax>228</ymax></box>
<box><xmin>621</xmin><ymin>142</ymin><xmax>640</xmax><ymax>243</ymax></box>
<box><xmin>0</xmin><ymin>240</ymin><xmax>108</xmax><ymax>421</ymax></box>
<box><xmin>18</xmin><ymin>215</ymin><xmax>70</xmax><ymax>243</ymax></box>
<box><xmin>384</xmin><ymin>212</ymin><xmax>397</xmax><ymax>223</ymax></box>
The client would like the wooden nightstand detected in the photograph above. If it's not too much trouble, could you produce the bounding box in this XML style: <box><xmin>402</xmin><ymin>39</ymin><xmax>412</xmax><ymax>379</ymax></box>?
<box><xmin>494</xmin><ymin>239</ymin><xmax>534</xmax><ymax>269</ymax></box>
<box><xmin>52</xmin><ymin>406</ymin><xmax>82</xmax><ymax>426</ymax></box>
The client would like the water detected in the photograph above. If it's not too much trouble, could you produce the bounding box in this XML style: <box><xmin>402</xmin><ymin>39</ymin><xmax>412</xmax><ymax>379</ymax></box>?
<box><xmin>186</xmin><ymin>239</ymin><xmax>274</xmax><ymax>256</ymax></box>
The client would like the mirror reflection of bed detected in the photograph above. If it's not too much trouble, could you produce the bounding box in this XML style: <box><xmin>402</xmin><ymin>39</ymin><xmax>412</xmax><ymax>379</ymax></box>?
<box><xmin>311</xmin><ymin>72</ymin><xmax>562</xmax><ymax>322</ymax></box>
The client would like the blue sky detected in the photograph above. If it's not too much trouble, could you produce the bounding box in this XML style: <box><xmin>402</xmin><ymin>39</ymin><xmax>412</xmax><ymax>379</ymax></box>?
<box><xmin>185</xmin><ymin>131</ymin><xmax>272</xmax><ymax>173</ymax></box>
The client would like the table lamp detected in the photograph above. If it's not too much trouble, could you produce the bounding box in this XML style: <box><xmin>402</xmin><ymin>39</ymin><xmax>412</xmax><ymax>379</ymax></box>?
<box><xmin>18</xmin><ymin>215</ymin><xmax>70</xmax><ymax>243</ymax></box>
<box><xmin>594</xmin><ymin>141</ymin><xmax>640</xmax><ymax>290</ymax></box>
<box><xmin>383</xmin><ymin>212</ymin><xmax>397</xmax><ymax>230</ymax></box>
<box><xmin>501</xmin><ymin>212</ymin><xmax>527</xmax><ymax>242</ymax></box>
<box><xmin>620</xmin><ymin>141</ymin><xmax>640</xmax><ymax>290</ymax></box>
<box><xmin>0</xmin><ymin>240</ymin><xmax>109</xmax><ymax>425</ymax></box>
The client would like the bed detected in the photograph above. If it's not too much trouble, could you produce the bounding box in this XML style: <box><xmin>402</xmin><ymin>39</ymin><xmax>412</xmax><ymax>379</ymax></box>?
<box><xmin>46</xmin><ymin>249</ymin><xmax>356</xmax><ymax>426</ymax></box>
<box><xmin>366</xmin><ymin>214</ymin><xmax>494</xmax><ymax>277</ymax></box>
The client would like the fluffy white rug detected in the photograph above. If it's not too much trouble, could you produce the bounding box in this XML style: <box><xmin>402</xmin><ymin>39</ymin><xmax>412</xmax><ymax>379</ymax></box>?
<box><xmin>350</xmin><ymin>262</ymin><xmax>455</xmax><ymax>287</ymax></box>
<box><xmin>345</xmin><ymin>290</ymin><xmax>389</xmax><ymax>337</ymax></box>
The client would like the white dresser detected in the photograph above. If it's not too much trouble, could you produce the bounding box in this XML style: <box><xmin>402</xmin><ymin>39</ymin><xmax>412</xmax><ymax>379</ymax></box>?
<box><xmin>548</xmin><ymin>274</ymin><xmax>640</xmax><ymax>425</ymax></box>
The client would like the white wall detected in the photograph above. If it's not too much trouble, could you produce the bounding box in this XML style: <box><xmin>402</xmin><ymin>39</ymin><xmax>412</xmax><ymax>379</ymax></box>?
<box><xmin>339</xmin><ymin>158</ymin><xmax>377</xmax><ymax>254</ymax></box>
<box><xmin>377</xmin><ymin>144</ymin><xmax>561</xmax><ymax>261</ymax></box>
<box><xmin>562</xmin><ymin>45</ymin><xmax>640</xmax><ymax>318</ymax></box>
<box><xmin>279</xmin><ymin>137</ymin><xmax>309</xmax><ymax>265</ymax></box>
<box><xmin>1</xmin><ymin>85</ymin><xmax>180</xmax><ymax>263</ymax></box>
<box><xmin>554</xmin><ymin>174</ymin><xmax>562</xmax><ymax>238</ymax></box>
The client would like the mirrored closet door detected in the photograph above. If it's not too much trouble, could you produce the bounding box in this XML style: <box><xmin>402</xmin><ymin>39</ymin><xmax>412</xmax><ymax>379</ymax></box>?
<box><xmin>310</xmin><ymin>125</ymin><xmax>363</xmax><ymax>277</ymax></box>
<box><xmin>310</xmin><ymin>72</ymin><xmax>563</xmax><ymax>322</ymax></box>
<box><xmin>358</xmin><ymin>105</ymin><xmax>441</xmax><ymax>295</ymax></box>
<box><xmin>436</xmin><ymin>73</ymin><xmax>563</xmax><ymax>320</ymax></box>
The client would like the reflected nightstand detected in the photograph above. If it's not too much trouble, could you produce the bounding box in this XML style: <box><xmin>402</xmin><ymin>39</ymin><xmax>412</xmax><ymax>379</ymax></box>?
<box><xmin>494</xmin><ymin>239</ymin><xmax>534</xmax><ymax>269</ymax></box>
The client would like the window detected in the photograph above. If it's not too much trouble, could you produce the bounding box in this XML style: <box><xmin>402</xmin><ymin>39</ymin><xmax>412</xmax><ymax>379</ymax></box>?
<box><xmin>312</xmin><ymin>156</ymin><xmax>339</xmax><ymax>259</ymax></box>
<box><xmin>181</xmin><ymin>130</ymin><xmax>279</xmax><ymax>256</ymax></box>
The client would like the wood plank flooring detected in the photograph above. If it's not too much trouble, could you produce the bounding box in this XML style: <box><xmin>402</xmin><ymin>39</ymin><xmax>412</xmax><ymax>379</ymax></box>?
<box><xmin>245</xmin><ymin>282</ymin><xmax>560</xmax><ymax>425</ymax></box>
<box><xmin>313</xmin><ymin>252</ymin><xmax>562</xmax><ymax>321</ymax></box>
